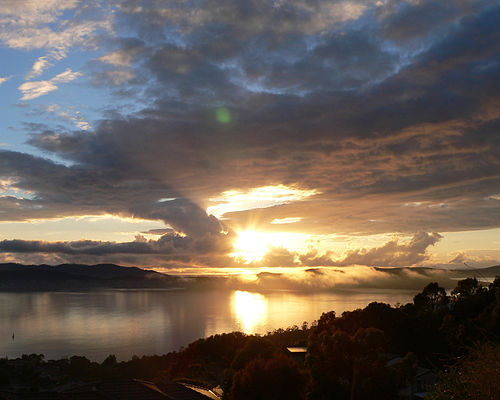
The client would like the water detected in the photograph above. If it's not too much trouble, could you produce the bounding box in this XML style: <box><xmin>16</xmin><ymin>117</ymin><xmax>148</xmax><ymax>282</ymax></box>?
<box><xmin>0</xmin><ymin>288</ymin><xmax>416</xmax><ymax>361</ymax></box>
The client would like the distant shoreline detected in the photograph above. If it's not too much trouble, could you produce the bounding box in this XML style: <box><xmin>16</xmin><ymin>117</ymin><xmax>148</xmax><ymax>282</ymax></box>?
<box><xmin>1</xmin><ymin>262</ymin><xmax>498</xmax><ymax>292</ymax></box>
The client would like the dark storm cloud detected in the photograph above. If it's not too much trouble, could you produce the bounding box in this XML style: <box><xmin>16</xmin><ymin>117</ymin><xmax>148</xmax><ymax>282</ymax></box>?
<box><xmin>2</xmin><ymin>0</ymin><xmax>500</xmax><ymax>266</ymax></box>
<box><xmin>141</xmin><ymin>228</ymin><xmax>174</xmax><ymax>235</ymax></box>
<box><xmin>0</xmin><ymin>227</ymin><xmax>232</xmax><ymax>257</ymax></box>
<box><xmin>377</xmin><ymin>0</ymin><xmax>483</xmax><ymax>43</ymax></box>
<box><xmin>0</xmin><ymin>149</ymin><xmax>231</xmax><ymax>253</ymax></box>
<box><xmin>0</xmin><ymin>238</ymin><xmax>155</xmax><ymax>255</ymax></box>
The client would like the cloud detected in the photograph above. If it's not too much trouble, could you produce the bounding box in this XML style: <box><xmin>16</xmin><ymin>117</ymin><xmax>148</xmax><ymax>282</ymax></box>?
<box><xmin>0</xmin><ymin>148</ymin><xmax>233</xmax><ymax>264</ymax></box>
<box><xmin>258</xmin><ymin>246</ymin><xmax>300</xmax><ymax>267</ymax></box>
<box><xmin>0</xmin><ymin>225</ymin><xmax>231</xmax><ymax>258</ymax></box>
<box><xmin>1</xmin><ymin>1</ymin><xmax>500</xmax><ymax>269</ymax></box>
<box><xmin>449</xmin><ymin>251</ymin><xmax>468</xmax><ymax>264</ymax></box>
<box><xmin>378</xmin><ymin>0</ymin><xmax>484</xmax><ymax>43</ymax></box>
<box><xmin>270</xmin><ymin>217</ymin><xmax>302</xmax><ymax>225</ymax></box>
<box><xmin>26</xmin><ymin>49</ymin><xmax>67</xmax><ymax>79</ymax></box>
<box><xmin>141</xmin><ymin>228</ymin><xmax>175</xmax><ymax>235</ymax></box>
<box><xmin>18</xmin><ymin>68</ymin><xmax>82</xmax><ymax>100</ymax></box>
<box><xmin>336</xmin><ymin>232</ymin><xmax>443</xmax><ymax>267</ymax></box>
<box><xmin>0</xmin><ymin>0</ymin><xmax>112</xmax><ymax>93</ymax></box>
<box><xmin>18</xmin><ymin>81</ymin><xmax>59</xmax><ymax>101</ymax></box>
<box><xmin>98</xmin><ymin>45</ymin><xmax>145</xmax><ymax>67</ymax></box>
<box><xmin>0</xmin><ymin>238</ymin><xmax>155</xmax><ymax>256</ymax></box>
<box><xmin>299</xmin><ymin>249</ymin><xmax>339</xmax><ymax>267</ymax></box>
<box><xmin>26</xmin><ymin>56</ymin><xmax>52</xmax><ymax>79</ymax></box>
<box><xmin>0</xmin><ymin>0</ymin><xmax>79</xmax><ymax>24</ymax></box>
<box><xmin>0</xmin><ymin>201</ymin><xmax>440</xmax><ymax>269</ymax></box>
<box><xmin>0</xmin><ymin>76</ymin><xmax>11</xmax><ymax>86</ymax></box>
<box><xmin>76</xmin><ymin>121</ymin><xmax>91</xmax><ymax>131</ymax></box>
<box><xmin>116</xmin><ymin>0</ymin><xmax>370</xmax><ymax>38</ymax></box>
<box><xmin>0</xmin><ymin>1</ymin><xmax>111</xmax><ymax>51</ymax></box>
<box><xmin>447</xmin><ymin>250</ymin><xmax>500</xmax><ymax>268</ymax></box>
<box><xmin>43</xmin><ymin>103</ymin><xmax>91</xmax><ymax>131</ymax></box>
<box><xmin>229</xmin><ymin>232</ymin><xmax>443</xmax><ymax>268</ymax></box>
<box><xmin>51</xmin><ymin>68</ymin><xmax>82</xmax><ymax>83</ymax></box>
<box><xmin>99</xmin><ymin>51</ymin><xmax>133</xmax><ymax>67</ymax></box>
<box><xmin>95</xmin><ymin>69</ymin><xmax>136</xmax><ymax>86</ymax></box>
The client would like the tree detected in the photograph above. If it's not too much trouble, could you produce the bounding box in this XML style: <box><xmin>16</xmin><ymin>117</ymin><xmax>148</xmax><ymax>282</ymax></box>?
<box><xmin>316</xmin><ymin>311</ymin><xmax>336</xmax><ymax>333</ymax></box>
<box><xmin>413</xmin><ymin>282</ymin><xmax>448</xmax><ymax>311</ymax></box>
<box><xmin>231</xmin><ymin>337</ymin><xmax>276</xmax><ymax>371</ymax></box>
<box><xmin>229</xmin><ymin>354</ymin><xmax>308</xmax><ymax>400</ymax></box>
<box><xmin>307</xmin><ymin>327</ymin><xmax>395</xmax><ymax>400</ymax></box>
<box><xmin>102</xmin><ymin>354</ymin><xmax>117</xmax><ymax>368</ymax></box>
<box><xmin>430</xmin><ymin>343</ymin><xmax>500</xmax><ymax>400</ymax></box>
<box><xmin>69</xmin><ymin>355</ymin><xmax>94</xmax><ymax>378</ymax></box>
<box><xmin>451</xmin><ymin>278</ymin><xmax>480</xmax><ymax>300</ymax></box>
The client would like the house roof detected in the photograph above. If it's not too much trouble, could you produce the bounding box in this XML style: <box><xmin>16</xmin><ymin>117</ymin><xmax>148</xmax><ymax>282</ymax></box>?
<box><xmin>180</xmin><ymin>384</ymin><xmax>220</xmax><ymax>400</ymax></box>
<box><xmin>286</xmin><ymin>347</ymin><xmax>307</xmax><ymax>353</ymax></box>
<box><xmin>162</xmin><ymin>383</ymin><xmax>217</xmax><ymax>400</ymax></box>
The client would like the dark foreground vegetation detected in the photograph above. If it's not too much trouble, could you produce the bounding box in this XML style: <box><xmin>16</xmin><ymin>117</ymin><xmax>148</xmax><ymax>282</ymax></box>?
<box><xmin>1</xmin><ymin>277</ymin><xmax>499</xmax><ymax>399</ymax></box>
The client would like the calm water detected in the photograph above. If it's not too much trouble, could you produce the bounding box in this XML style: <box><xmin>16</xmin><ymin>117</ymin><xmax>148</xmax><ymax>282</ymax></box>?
<box><xmin>0</xmin><ymin>289</ymin><xmax>415</xmax><ymax>361</ymax></box>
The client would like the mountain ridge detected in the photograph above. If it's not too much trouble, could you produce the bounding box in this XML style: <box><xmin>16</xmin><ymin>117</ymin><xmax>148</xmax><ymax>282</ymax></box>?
<box><xmin>0</xmin><ymin>262</ymin><xmax>180</xmax><ymax>291</ymax></box>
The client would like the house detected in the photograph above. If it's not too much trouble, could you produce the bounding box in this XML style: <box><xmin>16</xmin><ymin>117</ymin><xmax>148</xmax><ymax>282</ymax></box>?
<box><xmin>285</xmin><ymin>347</ymin><xmax>307</xmax><ymax>365</ymax></box>
<box><xmin>162</xmin><ymin>383</ymin><xmax>220</xmax><ymax>400</ymax></box>
<box><xmin>410</xmin><ymin>367</ymin><xmax>438</xmax><ymax>399</ymax></box>
<box><xmin>386</xmin><ymin>356</ymin><xmax>438</xmax><ymax>399</ymax></box>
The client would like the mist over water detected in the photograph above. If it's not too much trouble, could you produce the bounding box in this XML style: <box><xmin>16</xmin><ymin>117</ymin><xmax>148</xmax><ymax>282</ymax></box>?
<box><xmin>0</xmin><ymin>288</ymin><xmax>416</xmax><ymax>361</ymax></box>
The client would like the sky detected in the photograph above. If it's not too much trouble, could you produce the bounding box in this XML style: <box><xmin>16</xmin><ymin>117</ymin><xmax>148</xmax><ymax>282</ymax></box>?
<box><xmin>0</xmin><ymin>0</ymin><xmax>499</xmax><ymax>276</ymax></box>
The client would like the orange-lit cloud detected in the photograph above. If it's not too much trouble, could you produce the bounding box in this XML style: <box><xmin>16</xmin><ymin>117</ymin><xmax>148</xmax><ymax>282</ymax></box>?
<box><xmin>207</xmin><ymin>185</ymin><xmax>318</xmax><ymax>219</ymax></box>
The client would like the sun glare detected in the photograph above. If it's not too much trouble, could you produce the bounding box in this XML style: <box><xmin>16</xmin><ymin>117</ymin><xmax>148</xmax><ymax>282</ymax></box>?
<box><xmin>230</xmin><ymin>229</ymin><xmax>311</xmax><ymax>264</ymax></box>
<box><xmin>232</xmin><ymin>230</ymin><xmax>269</xmax><ymax>263</ymax></box>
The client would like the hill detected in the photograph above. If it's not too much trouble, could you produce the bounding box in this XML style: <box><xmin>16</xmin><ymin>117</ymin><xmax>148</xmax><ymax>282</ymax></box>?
<box><xmin>0</xmin><ymin>263</ymin><xmax>180</xmax><ymax>291</ymax></box>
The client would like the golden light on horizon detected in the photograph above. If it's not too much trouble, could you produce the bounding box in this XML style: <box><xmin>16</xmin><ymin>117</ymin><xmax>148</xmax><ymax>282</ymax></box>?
<box><xmin>232</xmin><ymin>290</ymin><xmax>267</xmax><ymax>333</ymax></box>
<box><xmin>0</xmin><ymin>214</ymin><xmax>167</xmax><ymax>242</ymax></box>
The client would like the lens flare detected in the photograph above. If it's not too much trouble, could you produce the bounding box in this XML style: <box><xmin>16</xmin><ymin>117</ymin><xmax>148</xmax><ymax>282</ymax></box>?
<box><xmin>216</xmin><ymin>107</ymin><xmax>231</xmax><ymax>123</ymax></box>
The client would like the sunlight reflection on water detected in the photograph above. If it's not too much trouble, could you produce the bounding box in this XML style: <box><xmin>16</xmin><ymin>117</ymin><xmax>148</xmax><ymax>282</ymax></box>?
<box><xmin>0</xmin><ymin>289</ymin><xmax>416</xmax><ymax>361</ymax></box>
<box><xmin>232</xmin><ymin>290</ymin><xmax>267</xmax><ymax>333</ymax></box>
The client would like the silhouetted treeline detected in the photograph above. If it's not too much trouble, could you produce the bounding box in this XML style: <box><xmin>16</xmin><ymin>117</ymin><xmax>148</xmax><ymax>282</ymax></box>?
<box><xmin>1</xmin><ymin>277</ymin><xmax>499</xmax><ymax>399</ymax></box>
<box><xmin>306</xmin><ymin>277</ymin><xmax>500</xmax><ymax>399</ymax></box>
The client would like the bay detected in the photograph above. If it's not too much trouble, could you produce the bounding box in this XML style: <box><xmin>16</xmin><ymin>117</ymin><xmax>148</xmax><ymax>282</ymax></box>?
<box><xmin>0</xmin><ymin>288</ymin><xmax>416</xmax><ymax>362</ymax></box>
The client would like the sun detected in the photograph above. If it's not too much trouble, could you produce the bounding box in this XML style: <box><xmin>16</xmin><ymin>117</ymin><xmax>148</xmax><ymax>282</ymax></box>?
<box><xmin>231</xmin><ymin>230</ymin><xmax>270</xmax><ymax>264</ymax></box>
<box><xmin>231</xmin><ymin>229</ymin><xmax>309</xmax><ymax>264</ymax></box>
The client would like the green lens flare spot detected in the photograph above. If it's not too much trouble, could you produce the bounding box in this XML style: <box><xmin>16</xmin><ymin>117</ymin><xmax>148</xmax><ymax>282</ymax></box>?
<box><xmin>216</xmin><ymin>107</ymin><xmax>231</xmax><ymax>124</ymax></box>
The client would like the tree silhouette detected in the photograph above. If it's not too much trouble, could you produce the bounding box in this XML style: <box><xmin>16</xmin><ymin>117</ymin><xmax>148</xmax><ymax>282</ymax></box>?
<box><xmin>229</xmin><ymin>354</ymin><xmax>307</xmax><ymax>400</ymax></box>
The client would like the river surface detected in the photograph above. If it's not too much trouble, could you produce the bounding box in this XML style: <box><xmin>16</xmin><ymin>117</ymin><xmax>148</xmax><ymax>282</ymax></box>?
<box><xmin>0</xmin><ymin>288</ymin><xmax>416</xmax><ymax>361</ymax></box>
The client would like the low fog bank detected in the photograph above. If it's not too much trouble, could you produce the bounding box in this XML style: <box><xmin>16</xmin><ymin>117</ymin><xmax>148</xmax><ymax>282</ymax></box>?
<box><xmin>221</xmin><ymin>265</ymin><xmax>500</xmax><ymax>293</ymax></box>
<box><xmin>1</xmin><ymin>262</ymin><xmax>498</xmax><ymax>293</ymax></box>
